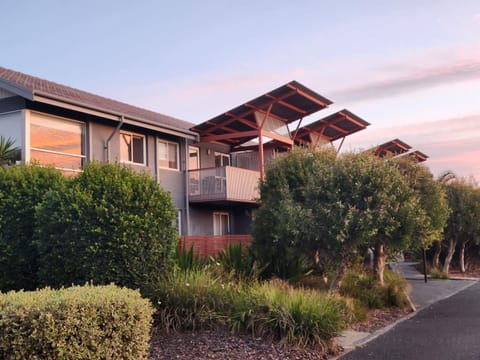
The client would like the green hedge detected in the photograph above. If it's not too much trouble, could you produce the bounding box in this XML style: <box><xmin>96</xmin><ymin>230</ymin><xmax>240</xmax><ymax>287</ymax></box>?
<box><xmin>0</xmin><ymin>165</ymin><xmax>65</xmax><ymax>291</ymax></box>
<box><xmin>0</xmin><ymin>284</ymin><xmax>154</xmax><ymax>360</ymax></box>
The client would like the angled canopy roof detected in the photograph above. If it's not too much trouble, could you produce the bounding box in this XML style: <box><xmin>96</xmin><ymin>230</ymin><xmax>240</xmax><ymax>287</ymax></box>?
<box><xmin>373</xmin><ymin>138</ymin><xmax>411</xmax><ymax>158</ymax></box>
<box><xmin>399</xmin><ymin>150</ymin><xmax>429</xmax><ymax>163</ymax></box>
<box><xmin>293</xmin><ymin>109</ymin><xmax>370</xmax><ymax>146</ymax></box>
<box><xmin>190</xmin><ymin>80</ymin><xmax>333</xmax><ymax>147</ymax></box>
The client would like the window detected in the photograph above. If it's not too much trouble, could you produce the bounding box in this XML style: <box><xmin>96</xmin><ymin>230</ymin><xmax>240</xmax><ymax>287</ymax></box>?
<box><xmin>215</xmin><ymin>152</ymin><xmax>230</xmax><ymax>167</ymax></box>
<box><xmin>213</xmin><ymin>212</ymin><xmax>230</xmax><ymax>235</ymax></box>
<box><xmin>120</xmin><ymin>131</ymin><xmax>145</xmax><ymax>165</ymax></box>
<box><xmin>158</xmin><ymin>139</ymin><xmax>179</xmax><ymax>170</ymax></box>
<box><xmin>30</xmin><ymin>112</ymin><xmax>86</xmax><ymax>175</ymax></box>
<box><xmin>188</xmin><ymin>146</ymin><xmax>199</xmax><ymax>170</ymax></box>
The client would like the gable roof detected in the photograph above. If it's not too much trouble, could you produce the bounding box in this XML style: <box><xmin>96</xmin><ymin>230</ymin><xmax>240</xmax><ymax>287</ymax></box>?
<box><xmin>0</xmin><ymin>66</ymin><xmax>195</xmax><ymax>134</ymax></box>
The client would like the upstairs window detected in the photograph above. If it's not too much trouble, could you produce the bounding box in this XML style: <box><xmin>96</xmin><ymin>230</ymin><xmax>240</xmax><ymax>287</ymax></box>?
<box><xmin>158</xmin><ymin>139</ymin><xmax>179</xmax><ymax>170</ymax></box>
<box><xmin>120</xmin><ymin>131</ymin><xmax>145</xmax><ymax>165</ymax></box>
<box><xmin>215</xmin><ymin>152</ymin><xmax>230</xmax><ymax>167</ymax></box>
<box><xmin>30</xmin><ymin>112</ymin><xmax>86</xmax><ymax>175</ymax></box>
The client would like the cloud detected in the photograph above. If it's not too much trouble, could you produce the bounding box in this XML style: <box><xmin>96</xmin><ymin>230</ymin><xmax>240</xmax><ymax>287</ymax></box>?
<box><xmin>344</xmin><ymin>114</ymin><xmax>480</xmax><ymax>181</ymax></box>
<box><xmin>332</xmin><ymin>60</ymin><xmax>480</xmax><ymax>103</ymax></box>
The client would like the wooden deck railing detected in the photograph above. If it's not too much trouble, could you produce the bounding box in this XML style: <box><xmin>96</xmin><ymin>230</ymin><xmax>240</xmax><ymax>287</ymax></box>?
<box><xmin>179</xmin><ymin>234</ymin><xmax>252</xmax><ymax>257</ymax></box>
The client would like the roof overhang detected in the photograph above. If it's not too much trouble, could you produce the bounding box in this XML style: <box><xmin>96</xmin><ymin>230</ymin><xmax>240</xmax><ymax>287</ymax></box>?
<box><xmin>32</xmin><ymin>91</ymin><xmax>198</xmax><ymax>140</ymax></box>
<box><xmin>374</xmin><ymin>138</ymin><xmax>412</xmax><ymax>158</ymax></box>
<box><xmin>190</xmin><ymin>80</ymin><xmax>332</xmax><ymax>147</ymax></box>
<box><xmin>294</xmin><ymin>109</ymin><xmax>370</xmax><ymax>146</ymax></box>
<box><xmin>399</xmin><ymin>150</ymin><xmax>429</xmax><ymax>163</ymax></box>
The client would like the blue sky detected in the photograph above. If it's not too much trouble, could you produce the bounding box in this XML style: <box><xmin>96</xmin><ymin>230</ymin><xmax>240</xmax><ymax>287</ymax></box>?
<box><xmin>3</xmin><ymin>0</ymin><xmax>480</xmax><ymax>180</ymax></box>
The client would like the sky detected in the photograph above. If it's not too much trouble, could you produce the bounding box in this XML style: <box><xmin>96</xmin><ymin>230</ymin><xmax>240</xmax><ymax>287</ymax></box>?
<box><xmin>2</xmin><ymin>0</ymin><xmax>480</xmax><ymax>181</ymax></box>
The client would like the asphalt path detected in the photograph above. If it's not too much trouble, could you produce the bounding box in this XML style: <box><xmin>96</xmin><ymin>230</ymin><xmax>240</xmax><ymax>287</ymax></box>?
<box><xmin>340</xmin><ymin>281</ymin><xmax>480</xmax><ymax>360</ymax></box>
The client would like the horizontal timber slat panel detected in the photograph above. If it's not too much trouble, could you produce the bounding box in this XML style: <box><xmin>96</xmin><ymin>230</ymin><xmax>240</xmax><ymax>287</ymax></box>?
<box><xmin>179</xmin><ymin>235</ymin><xmax>252</xmax><ymax>257</ymax></box>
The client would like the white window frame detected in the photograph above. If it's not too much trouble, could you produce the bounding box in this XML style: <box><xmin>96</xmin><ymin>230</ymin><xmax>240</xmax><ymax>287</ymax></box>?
<box><xmin>29</xmin><ymin>111</ymin><xmax>86</xmax><ymax>174</ymax></box>
<box><xmin>158</xmin><ymin>139</ymin><xmax>179</xmax><ymax>171</ymax></box>
<box><xmin>120</xmin><ymin>131</ymin><xmax>146</xmax><ymax>165</ymax></box>
<box><xmin>214</xmin><ymin>151</ymin><xmax>230</xmax><ymax>167</ymax></box>
<box><xmin>213</xmin><ymin>211</ymin><xmax>230</xmax><ymax>236</ymax></box>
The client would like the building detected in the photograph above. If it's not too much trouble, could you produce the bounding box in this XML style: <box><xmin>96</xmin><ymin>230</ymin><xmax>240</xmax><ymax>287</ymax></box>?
<box><xmin>0</xmin><ymin>66</ymin><xmax>369</xmax><ymax>255</ymax></box>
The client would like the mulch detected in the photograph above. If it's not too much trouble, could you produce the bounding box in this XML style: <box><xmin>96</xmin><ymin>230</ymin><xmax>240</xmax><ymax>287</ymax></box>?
<box><xmin>148</xmin><ymin>306</ymin><xmax>412</xmax><ymax>359</ymax></box>
<box><xmin>149</xmin><ymin>329</ymin><xmax>338</xmax><ymax>360</ymax></box>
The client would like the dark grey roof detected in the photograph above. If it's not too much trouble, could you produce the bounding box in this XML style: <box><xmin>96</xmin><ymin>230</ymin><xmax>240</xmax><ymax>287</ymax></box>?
<box><xmin>0</xmin><ymin>66</ymin><xmax>194</xmax><ymax>131</ymax></box>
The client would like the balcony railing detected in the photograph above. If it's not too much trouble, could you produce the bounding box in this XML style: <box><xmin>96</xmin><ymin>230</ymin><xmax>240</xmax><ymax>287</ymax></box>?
<box><xmin>188</xmin><ymin>166</ymin><xmax>259</xmax><ymax>203</ymax></box>
<box><xmin>179</xmin><ymin>235</ymin><xmax>252</xmax><ymax>257</ymax></box>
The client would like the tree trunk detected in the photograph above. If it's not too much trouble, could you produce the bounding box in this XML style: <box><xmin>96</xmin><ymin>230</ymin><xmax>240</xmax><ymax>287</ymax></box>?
<box><xmin>328</xmin><ymin>260</ymin><xmax>348</xmax><ymax>295</ymax></box>
<box><xmin>373</xmin><ymin>242</ymin><xmax>385</xmax><ymax>286</ymax></box>
<box><xmin>442</xmin><ymin>239</ymin><xmax>457</xmax><ymax>274</ymax></box>
<box><xmin>460</xmin><ymin>241</ymin><xmax>466</xmax><ymax>273</ymax></box>
<box><xmin>432</xmin><ymin>240</ymin><xmax>442</xmax><ymax>269</ymax></box>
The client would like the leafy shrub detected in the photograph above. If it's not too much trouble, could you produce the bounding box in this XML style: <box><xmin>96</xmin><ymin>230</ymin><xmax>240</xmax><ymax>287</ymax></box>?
<box><xmin>0</xmin><ymin>165</ymin><xmax>65</xmax><ymax>291</ymax></box>
<box><xmin>153</xmin><ymin>268</ymin><xmax>238</xmax><ymax>331</ymax></box>
<box><xmin>35</xmin><ymin>162</ymin><xmax>177</xmax><ymax>294</ymax></box>
<box><xmin>340</xmin><ymin>268</ymin><xmax>410</xmax><ymax>309</ymax></box>
<box><xmin>0</xmin><ymin>284</ymin><xmax>154</xmax><ymax>360</ymax></box>
<box><xmin>174</xmin><ymin>243</ymin><xmax>203</xmax><ymax>271</ymax></box>
<box><xmin>247</xmin><ymin>280</ymin><xmax>350</xmax><ymax>346</ymax></box>
<box><xmin>152</xmin><ymin>269</ymin><xmax>352</xmax><ymax>347</ymax></box>
<box><xmin>429</xmin><ymin>267</ymin><xmax>449</xmax><ymax>279</ymax></box>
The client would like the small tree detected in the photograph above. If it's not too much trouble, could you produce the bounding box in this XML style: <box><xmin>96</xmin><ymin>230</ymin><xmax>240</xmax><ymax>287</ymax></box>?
<box><xmin>0</xmin><ymin>136</ymin><xmax>19</xmax><ymax>166</ymax></box>
<box><xmin>251</xmin><ymin>148</ymin><xmax>337</xmax><ymax>278</ymax></box>
<box><xmin>0</xmin><ymin>165</ymin><xmax>65</xmax><ymax>291</ymax></box>
<box><xmin>397</xmin><ymin>159</ymin><xmax>450</xmax><ymax>270</ymax></box>
<box><xmin>35</xmin><ymin>162</ymin><xmax>178</xmax><ymax>293</ymax></box>
<box><xmin>309</xmin><ymin>152</ymin><xmax>418</xmax><ymax>290</ymax></box>
<box><xmin>442</xmin><ymin>179</ymin><xmax>480</xmax><ymax>274</ymax></box>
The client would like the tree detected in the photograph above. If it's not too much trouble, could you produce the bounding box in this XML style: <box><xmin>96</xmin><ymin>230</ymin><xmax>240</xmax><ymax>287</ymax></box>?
<box><xmin>252</xmin><ymin>149</ymin><xmax>420</xmax><ymax>290</ymax></box>
<box><xmin>441</xmin><ymin>179</ymin><xmax>480</xmax><ymax>274</ymax></box>
<box><xmin>251</xmin><ymin>148</ymin><xmax>337</xmax><ymax>278</ymax></box>
<box><xmin>0</xmin><ymin>136</ymin><xmax>19</xmax><ymax>166</ymax></box>
<box><xmin>35</xmin><ymin>162</ymin><xmax>178</xmax><ymax>293</ymax></box>
<box><xmin>312</xmin><ymin>153</ymin><xmax>418</xmax><ymax>289</ymax></box>
<box><xmin>0</xmin><ymin>165</ymin><xmax>65</xmax><ymax>291</ymax></box>
<box><xmin>397</xmin><ymin>160</ymin><xmax>450</xmax><ymax>269</ymax></box>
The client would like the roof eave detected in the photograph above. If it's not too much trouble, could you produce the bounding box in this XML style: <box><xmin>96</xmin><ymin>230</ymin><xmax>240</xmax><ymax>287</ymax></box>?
<box><xmin>0</xmin><ymin>78</ymin><xmax>34</xmax><ymax>101</ymax></box>
<box><xmin>32</xmin><ymin>91</ymin><xmax>198</xmax><ymax>140</ymax></box>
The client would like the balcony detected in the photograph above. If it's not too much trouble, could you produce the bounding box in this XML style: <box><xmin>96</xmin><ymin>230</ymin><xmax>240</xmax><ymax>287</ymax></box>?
<box><xmin>188</xmin><ymin>166</ymin><xmax>259</xmax><ymax>204</ymax></box>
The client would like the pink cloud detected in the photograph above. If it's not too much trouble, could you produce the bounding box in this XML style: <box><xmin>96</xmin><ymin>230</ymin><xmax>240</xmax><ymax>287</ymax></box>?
<box><xmin>344</xmin><ymin>114</ymin><xmax>480</xmax><ymax>181</ymax></box>
<box><xmin>332</xmin><ymin>60</ymin><xmax>480</xmax><ymax>102</ymax></box>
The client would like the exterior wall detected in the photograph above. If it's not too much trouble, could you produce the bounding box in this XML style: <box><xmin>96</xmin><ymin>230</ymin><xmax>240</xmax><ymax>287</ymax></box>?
<box><xmin>196</xmin><ymin>142</ymin><xmax>231</xmax><ymax>168</ymax></box>
<box><xmin>189</xmin><ymin>206</ymin><xmax>215</xmax><ymax>235</ymax></box>
<box><xmin>0</xmin><ymin>110</ymin><xmax>26</xmax><ymax>160</ymax></box>
<box><xmin>188</xmin><ymin>205</ymin><xmax>254</xmax><ymax>236</ymax></box>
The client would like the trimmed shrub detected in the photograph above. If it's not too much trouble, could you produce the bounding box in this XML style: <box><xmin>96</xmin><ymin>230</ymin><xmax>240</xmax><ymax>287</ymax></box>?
<box><xmin>0</xmin><ymin>165</ymin><xmax>65</xmax><ymax>291</ymax></box>
<box><xmin>35</xmin><ymin>162</ymin><xmax>177</xmax><ymax>293</ymax></box>
<box><xmin>0</xmin><ymin>284</ymin><xmax>154</xmax><ymax>360</ymax></box>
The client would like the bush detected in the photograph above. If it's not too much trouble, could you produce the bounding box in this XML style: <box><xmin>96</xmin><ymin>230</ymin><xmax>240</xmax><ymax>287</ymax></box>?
<box><xmin>340</xmin><ymin>268</ymin><xmax>410</xmax><ymax>309</ymax></box>
<box><xmin>152</xmin><ymin>269</ymin><xmax>352</xmax><ymax>347</ymax></box>
<box><xmin>0</xmin><ymin>165</ymin><xmax>65</xmax><ymax>291</ymax></box>
<box><xmin>0</xmin><ymin>284</ymin><xmax>154</xmax><ymax>360</ymax></box>
<box><xmin>35</xmin><ymin>162</ymin><xmax>177</xmax><ymax>293</ymax></box>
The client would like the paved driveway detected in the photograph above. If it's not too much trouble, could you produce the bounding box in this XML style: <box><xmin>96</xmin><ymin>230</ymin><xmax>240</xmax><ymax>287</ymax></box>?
<box><xmin>340</xmin><ymin>281</ymin><xmax>480</xmax><ymax>359</ymax></box>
